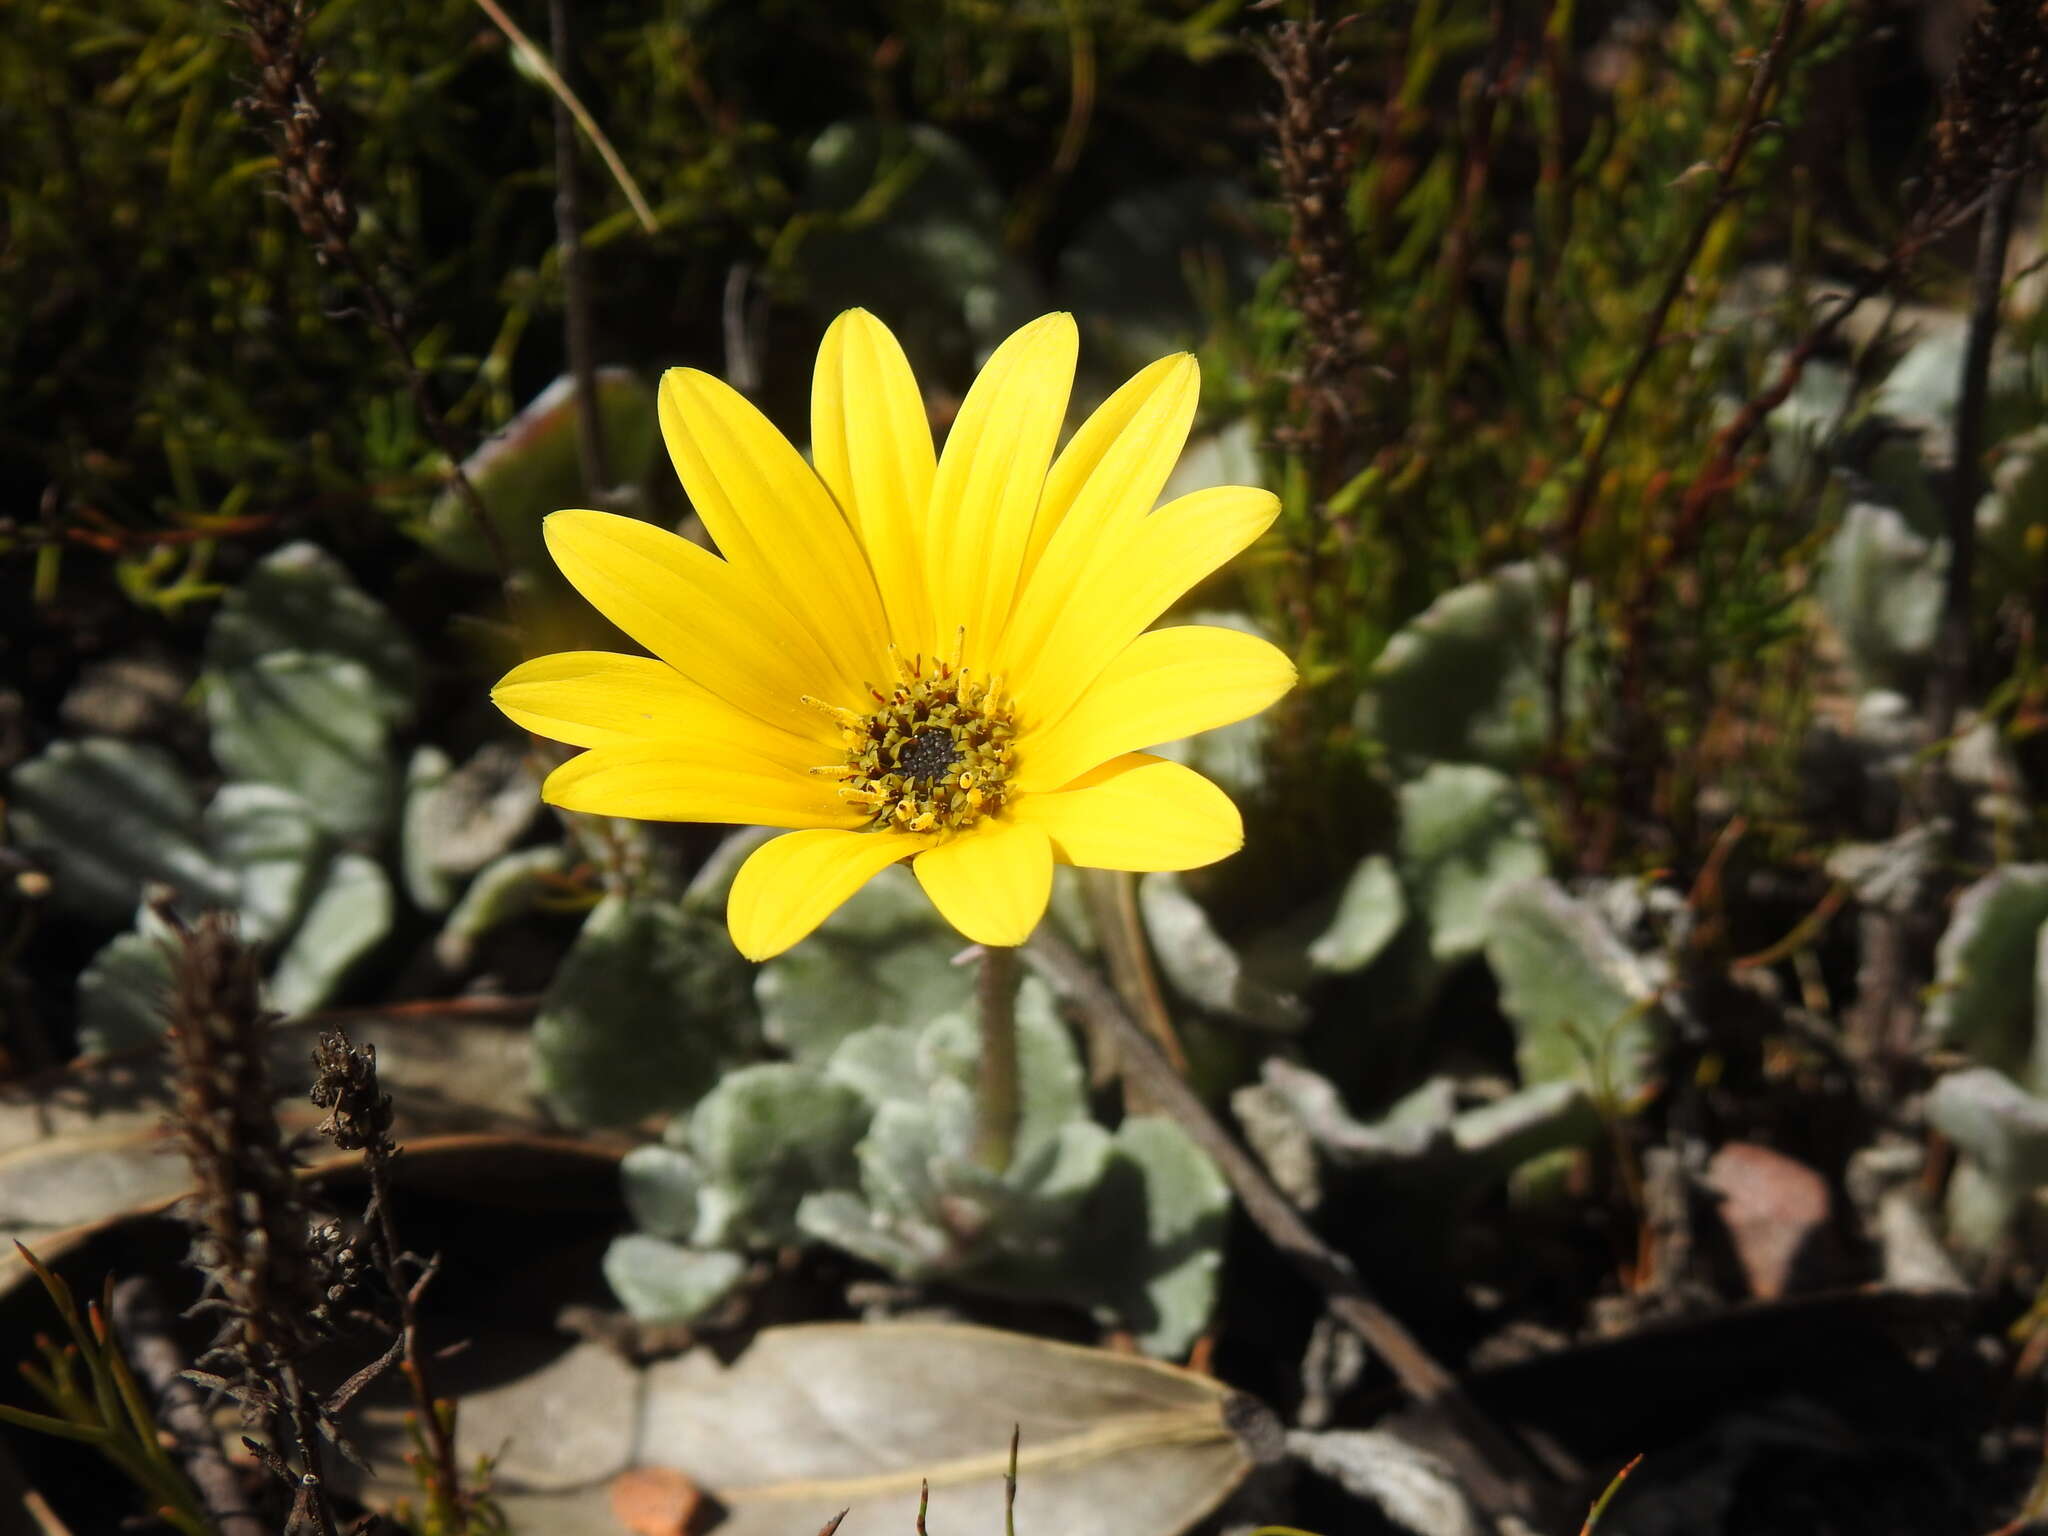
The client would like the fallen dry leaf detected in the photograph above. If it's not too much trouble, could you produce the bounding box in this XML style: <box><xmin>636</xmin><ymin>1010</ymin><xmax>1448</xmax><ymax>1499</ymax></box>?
<box><xmin>610</xmin><ymin>1466</ymin><xmax>703</xmax><ymax>1536</ymax></box>
<box><xmin>1703</xmin><ymin>1141</ymin><xmax>1834</xmax><ymax>1300</ymax></box>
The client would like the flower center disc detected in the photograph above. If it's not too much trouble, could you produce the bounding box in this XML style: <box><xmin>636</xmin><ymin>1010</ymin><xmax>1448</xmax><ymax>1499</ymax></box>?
<box><xmin>822</xmin><ymin>661</ymin><xmax>1015</xmax><ymax>834</ymax></box>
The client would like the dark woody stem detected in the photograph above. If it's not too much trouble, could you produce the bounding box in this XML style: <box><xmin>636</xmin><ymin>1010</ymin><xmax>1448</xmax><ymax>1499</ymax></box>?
<box><xmin>973</xmin><ymin>945</ymin><xmax>1023</xmax><ymax>1172</ymax></box>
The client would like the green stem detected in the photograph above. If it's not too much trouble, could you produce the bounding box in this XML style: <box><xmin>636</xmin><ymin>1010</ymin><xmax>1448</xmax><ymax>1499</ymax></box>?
<box><xmin>973</xmin><ymin>945</ymin><xmax>1022</xmax><ymax>1173</ymax></box>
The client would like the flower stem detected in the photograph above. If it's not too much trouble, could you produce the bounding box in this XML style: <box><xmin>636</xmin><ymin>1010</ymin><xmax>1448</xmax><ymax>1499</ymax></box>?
<box><xmin>973</xmin><ymin>945</ymin><xmax>1022</xmax><ymax>1173</ymax></box>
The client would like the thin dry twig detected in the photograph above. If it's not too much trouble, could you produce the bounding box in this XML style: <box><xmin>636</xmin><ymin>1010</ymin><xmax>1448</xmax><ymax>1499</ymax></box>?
<box><xmin>1026</xmin><ymin>930</ymin><xmax>1567</xmax><ymax>1532</ymax></box>
<box><xmin>1930</xmin><ymin>174</ymin><xmax>2020</xmax><ymax>745</ymax></box>
<box><xmin>110</xmin><ymin>1276</ymin><xmax>268</xmax><ymax>1536</ymax></box>
<box><xmin>1080</xmin><ymin>869</ymin><xmax>1187</xmax><ymax>1098</ymax></box>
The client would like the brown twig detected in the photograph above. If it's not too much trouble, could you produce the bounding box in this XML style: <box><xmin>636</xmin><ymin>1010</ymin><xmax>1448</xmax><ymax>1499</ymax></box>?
<box><xmin>1929</xmin><ymin>173</ymin><xmax>2019</xmax><ymax>744</ymax></box>
<box><xmin>300</xmin><ymin>992</ymin><xmax>542</xmax><ymax>1027</ymax></box>
<box><xmin>110</xmin><ymin>1277</ymin><xmax>268</xmax><ymax>1536</ymax></box>
<box><xmin>1081</xmin><ymin>870</ymin><xmax>1187</xmax><ymax>1098</ymax></box>
<box><xmin>1025</xmin><ymin>930</ymin><xmax>1565</xmax><ymax>1531</ymax></box>
<box><xmin>549</xmin><ymin>0</ymin><xmax>610</xmax><ymax>496</ymax></box>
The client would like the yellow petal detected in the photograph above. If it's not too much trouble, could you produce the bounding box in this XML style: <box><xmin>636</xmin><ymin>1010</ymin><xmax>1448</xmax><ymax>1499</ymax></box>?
<box><xmin>541</xmin><ymin>742</ymin><xmax>863</xmax><ymax>829</ymax></box>
<box><xmin>1018</xmin><ymin>352</ymin><xmax>1199</xmax><ymax>593</ymax></box>
<box><xmin>812</xmin><ymin>310</ymin><xmax>936</xmax><ymax>653</ymax></box>
<box><xmin>659</xmin><ymin>367</ymin><xmax>891</xmax><ymax>692</ymax></box>
<box><xmin>493</xmin><ymin>651</ymin><xmax>820</xmax><ymax>763</ymax></box>
<box><xmin>1012</xmin><ymin>754</ymin><xmax>1241</xmax><ymax>871</ymax></box>
<box><xmin>727</xmin><ymin>827</ymin><xmax>933</xmax><ymax>961</ymax></box>
<box><xmin>912</xmin><ymin>819</ymin><xmax>1054</xmax><ymax>947</ymax></box>
<box><xmin>1007</xmin><ymin>485</ymin><xmax>1282</xmax><ymax>731</ymax></box>
<box><xmin>1013</xmin><ymin>626</ymin><xmax>1295</xmax><ymax>792</ymax></box>
<box><xmin>927</xmin><ymin>314</ymin><xmax>1077</xmax><ymax>666</ymax></box>
<box><xmin>543</xmin><ymin>509</ymin><xmax>844</xmax><ymax>747</ymax></box>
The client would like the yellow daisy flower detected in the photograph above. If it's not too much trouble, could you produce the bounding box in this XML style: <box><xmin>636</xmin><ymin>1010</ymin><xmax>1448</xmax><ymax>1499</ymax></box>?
<box><xmin>492</xmin><ymin>310</ymin><xmax>1292</xmax><ymax>961</ymax></box>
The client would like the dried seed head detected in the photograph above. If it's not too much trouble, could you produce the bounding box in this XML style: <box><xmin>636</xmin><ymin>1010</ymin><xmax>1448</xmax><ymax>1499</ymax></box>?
<box><xmin>223</xmin><ymin>0</ymin><xmax>359</xmax><ymax>262</ymax></box>
<box><xmin>310</xmin><ymin>1029</ymin><xmax>395</xmax><ymax>1158</ymax></box>
<box><xmin>162</xmin><ymin>911</ymin><xmax>332</xmax><ymax>1371</ymax></box>
<box><xmin>1259</xmin><ymin>17</ymin><xmax>1368</xmax><ymax>450</ymax></box>
<box><xmin>1923</xmin><ymin>0</ymin><xmax>2048</xmax><ymax>225</ymax></box>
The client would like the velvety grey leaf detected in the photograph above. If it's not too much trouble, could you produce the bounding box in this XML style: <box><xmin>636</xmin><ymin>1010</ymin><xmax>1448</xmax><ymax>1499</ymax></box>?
<box><xmin>9</xmin><ymin>738</ymin><xmax>235</xmax><ymax>922</ymax></box>
<box><xmin>848</xmin><ymin>1095</ymin><xmax>964</xmax><ymax>1249</ymax></box>
<box><xmin>793</xmin><ymin>1189</ymin><xmax>947</xmax><ymax>1276</ymax></box>
<box><xmin>1826</xmin><ymin>824</ymin><xmax>1943</xmax><ymax>916</ymax></box>
<box><xmin>1088</xmin><ymin>1118</ymin><xmax>1230</xmax><ymax>1357</ymax></box>
<box><xmin>205</xmin><ymin>652</ymin><xmax>399</xmax><ymax>841</ymax></box>
<box><xmin>1484</xmin><ymin>878</ymin><xmax>1662</xmax><ymax>1097</ymax></box>
<box><xmin>1925</xmin><ymin>864</ymin><xmax>2048</xmax><ymax>1086</ymax></box>
<box><xmin>1925</xmin><ymin>1066</ymin><xmax>2048</xmax><ymax>1249</ymax></box>
<box><xmin>1358</xmin><ymin>560</ymin><xmax>1576</xmax><ymax>771</ymax></box>
<box><xmin>1763</xmin><ymin>357</ymin><xmax>1852</xmax><ymax>487</ymax></box>
<box><xmin>433</xmin><ymin>844</ymin><xmax>572</xmax><ymax>973</ymax></box>
<box><xmin>204</xmin><ymin>781</ymin><xmax>326</xmax><ymax>943</ymax></box>
<box><xmin>757</xmin><ymin>868</ymin><xmax>974</xmax><ymax>1062</ymax></box>
<box><xmin>205</xmin><ymin>541</ymin><xmax>418</xmax><ymax>717</ymax></box>
<box><xmin>1871</xmin><ymin>318</ymin><xmax>2035</xmax><ymax>461</ymax></box>
<box><xmin>1449</xmin><ymin>1082</ymin><xmax>1599</xmax><ymax>1176</ymax></box>
<box><xmin>1926</xmin><ymin>1067</ymin><xmax>2048</xmax><ymax>1186</ymax></box>
<box><xmin>402</xmin><ymin>742</ymin><xmax>542</xmax><ymax>912</ymax></box>
<box><xmin>1979</xmin><ymin>424</ymin><xmax>2048</xmax><ymax>592</ymax></box>
<box><xmin>1308</xmin><ymin>854</ymin><xmax>1407</xmax><ymax>974</ymax></box>
<box><xmin>1815</xmin><ymin>502</ymin><xmax>1945</xmax><ymax>686</ymax></box>
<box><xmin>267</xmin><ymin>853</ymin><xmax>392</xmax><ymax>1015</ymax></box>
<box><xmin>1139</xmin><ymin>873</ymin><xmax>1306</xmax><ymax>1032</ymax></box>
<box><xmin>619</xmin><ymin>1145</ymin><xmax>702</xmax><ymax>1242</ymax></box>
<box><xmin>1254</xmin><ymin>1059</ymin><xmax>1453</xmax><ymax>1165</ymax></box>
<box><xmin>686</xmin><ymin>1064</ymin><xmax>870</xmax><ymax>1247</ymax></box>
<box><xmin>533</xmin><ymin>894</ymin><xmax>756</xmax><ymax>1127</ymax></box>
<box><xmin>1397</xmin><ymin>763</ymin><xmax>1547</xmax><ymax>961</ymax></box>
<box><xmin>823</xmin><ymin>1024</ymin><xmax>925</xmax><ymax>1109</ymax></box>
<box><xmin>603</xmin><ymin>1235</ymin><xmax>747</xmax><ymax>1326</ymax></box>
<box><xmin>1231</xmin><ymin>1081</ymin><xmax>1324</xmax><ymax>1208</ymax></box>
<box><xmin>76</xmin><ymin>930</ymin><xmax>174</xmax><ymax>1054</ymax></box>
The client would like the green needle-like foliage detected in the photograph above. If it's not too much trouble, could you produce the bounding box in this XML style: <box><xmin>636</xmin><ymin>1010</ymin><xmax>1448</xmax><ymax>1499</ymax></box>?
<box><xmin>0</xmin><ymin>1246</ymin><xmax>212</xmax><ymax>1536</ymax></box>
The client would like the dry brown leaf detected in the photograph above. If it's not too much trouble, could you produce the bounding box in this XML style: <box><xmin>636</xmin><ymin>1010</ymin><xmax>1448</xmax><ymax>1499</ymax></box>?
<box><xmin>633</xmin><ymin>1323</ymin><xmax>1253</xmax><ymax>1536</ymax></box>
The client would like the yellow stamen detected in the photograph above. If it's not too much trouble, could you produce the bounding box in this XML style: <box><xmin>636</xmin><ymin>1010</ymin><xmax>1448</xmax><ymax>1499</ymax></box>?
<box><xmin>808</xmin><ymin>647</ymin><xmax>1016</xmax><ymax>836</ymax></box>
